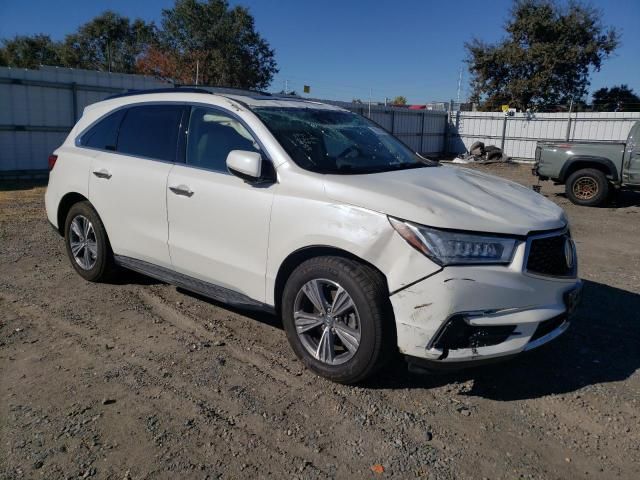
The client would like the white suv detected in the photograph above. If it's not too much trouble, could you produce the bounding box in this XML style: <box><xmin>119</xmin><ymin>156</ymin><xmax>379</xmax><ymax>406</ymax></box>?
<box><xmin>45</xmin><ymin>88</ymin><xmax>582</xmax><ymax>383</ymax></box>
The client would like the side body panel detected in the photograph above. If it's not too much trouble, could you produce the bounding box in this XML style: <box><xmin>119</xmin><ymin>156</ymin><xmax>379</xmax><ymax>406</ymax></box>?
<box><xmin>536</xmin><ymin>142</ymin><xmax>625</xmax><ymax>181</ymax></box>
<box><xmin>45</xmin><ymin>144</ymin><xmax>92</xmax><ymax>229</ymax></box>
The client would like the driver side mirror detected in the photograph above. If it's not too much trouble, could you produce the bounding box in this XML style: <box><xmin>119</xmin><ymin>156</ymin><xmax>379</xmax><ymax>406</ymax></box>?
<box><xmin>226</xmin><ymin>150</ymin><xmax>262</xmax><ymax>182</ymax></box>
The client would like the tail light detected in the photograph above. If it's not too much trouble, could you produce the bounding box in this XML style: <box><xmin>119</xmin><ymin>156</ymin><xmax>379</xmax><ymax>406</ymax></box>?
<box><xmin>48</xmin><ymin>154</ymin><xmax>58</xmax><ymax>171</ymax></box>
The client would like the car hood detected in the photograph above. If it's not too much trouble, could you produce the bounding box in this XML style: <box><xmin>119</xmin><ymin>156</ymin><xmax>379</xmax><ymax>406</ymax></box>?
<box><xmin>323</xmin><ymin>165</ymin><xmax>566</xmax><ymax>236</ymax></box>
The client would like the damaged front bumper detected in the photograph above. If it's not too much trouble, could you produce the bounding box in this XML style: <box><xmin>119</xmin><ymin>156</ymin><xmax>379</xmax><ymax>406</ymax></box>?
<box><xmin>390</xmin><ymin>263</ymin><xmax>582</xmax><ymax>369</ymax></box>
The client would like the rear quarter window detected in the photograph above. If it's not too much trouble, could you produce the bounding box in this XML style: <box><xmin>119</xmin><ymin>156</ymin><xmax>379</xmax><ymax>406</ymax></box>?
<box><xmin>80</xmin><ymin>109</ymin><xmax>125</xmax><ymax>150</ymax></box>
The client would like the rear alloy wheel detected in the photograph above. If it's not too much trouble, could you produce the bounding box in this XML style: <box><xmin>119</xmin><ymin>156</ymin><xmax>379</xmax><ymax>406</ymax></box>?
<box><xmin>282</xmin><ymin>256</ymin><xmax>393</xmax><ymax>384</ymax></box>
<box><xmin>69</xmin><ymin>215</ymin><xmax>98</xmax><ymax>270</ymax></box>
<box><xmin>64</xmin><ymin>201</ymin><xmax>116</xmax><ymax>282</ymax></box>
<box><xmin>566</xmin><ymin>168</ymin><xmax>609</xmax><ymax>207</ymax></box>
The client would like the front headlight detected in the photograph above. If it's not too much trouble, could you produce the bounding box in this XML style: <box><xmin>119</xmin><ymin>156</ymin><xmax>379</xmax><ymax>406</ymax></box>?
<box><xmin>389</xmin><ymin>217</ymin><xmax>518</xmax><ymax>266</ymax></box>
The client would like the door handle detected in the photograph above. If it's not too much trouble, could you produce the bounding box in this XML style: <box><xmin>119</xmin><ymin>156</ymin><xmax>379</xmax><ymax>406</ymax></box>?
<box><xmin>169</xmin><ymin>184</ymin><xmax>194</xmax><ymax>197</ymax></box>
<box><xmin>92</xmin><ymin>169</ymin><xmax>112</xmax><ymax>179</ymax></box>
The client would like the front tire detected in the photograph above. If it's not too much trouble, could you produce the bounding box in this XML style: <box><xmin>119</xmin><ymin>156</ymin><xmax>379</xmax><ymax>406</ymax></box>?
<box><xmin>281</xmin><ymin>256</ymin><xmax>393</xmax><ymax>384</ymax></box>
<box><xmin>565</xmin><ymin>168</ymin><xmax>609</xmax><ymax>206</ymax></box>
<box><xmin>64</xmin><ymin>201</ymin><xmax>115</xmax><ymax>282</ymax></box>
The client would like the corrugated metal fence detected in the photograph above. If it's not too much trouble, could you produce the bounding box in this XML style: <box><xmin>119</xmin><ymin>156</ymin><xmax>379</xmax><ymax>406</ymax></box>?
<box><xmin>340</xmin><ymin>103</ymin><xmax>447</xmax><ymax>154</ymax></box>
<box><xmin>0</xmin><ymin>66</ymin><xmax>170</xmax><ymax>173</ymax></box>
<box><xmin>447</xmin><ymin>111</ymin><xmax>640</xmax><ymax>160</ymax></box>
<box><xmin>0</xmin><ymin>66</ymin><xmax>447</xmax><ymax>174</ymax></box>
<box><xmin>2</xmin><ymin>66</ymin><xmax>639</xmax><ymax>173</ymax></box>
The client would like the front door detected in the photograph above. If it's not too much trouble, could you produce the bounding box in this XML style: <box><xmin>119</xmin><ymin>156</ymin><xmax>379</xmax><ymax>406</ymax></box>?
<box><xmin>166</xmin><ymin>106</ymin><xmax>276</xmax><ymax>303</ymax></box>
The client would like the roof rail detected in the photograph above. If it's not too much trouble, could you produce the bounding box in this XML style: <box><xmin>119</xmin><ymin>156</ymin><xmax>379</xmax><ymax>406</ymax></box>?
<box><xmin>106</xmin><ymin>84</ymin><xmax>271</xmax><ymax>100</ymax></box>
<box><xmin>106</xmin><ymin>86</ymin><xmax>212</xmax><ymax>100</ymax></box>
<box><xmin>177</xmin><ymin>84</ymin><xmax>271</xmax><ymax>96</ymax></box>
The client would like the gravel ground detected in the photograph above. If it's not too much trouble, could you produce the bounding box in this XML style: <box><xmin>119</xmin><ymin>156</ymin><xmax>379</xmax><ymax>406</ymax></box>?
<box><xmin>1</xmin><ymin>163</ymin><xmax>639</xmax><ymax>479</ymax></box>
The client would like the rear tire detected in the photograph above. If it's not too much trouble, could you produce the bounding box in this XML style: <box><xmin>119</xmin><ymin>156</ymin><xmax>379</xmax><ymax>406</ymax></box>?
<box><xmin>281</xmin><ymin>256</ymin><xmax>393</xmax><ymax>384</ymax></box>
<box><xmin>565</xmin><ymin>168</ymin><xmax>609</xmax><ymax>206</ymax></box>
<box><xmin>64</xmin><ymin>201</ymin><xmax>116</xmax><ymax>282</ymax></box>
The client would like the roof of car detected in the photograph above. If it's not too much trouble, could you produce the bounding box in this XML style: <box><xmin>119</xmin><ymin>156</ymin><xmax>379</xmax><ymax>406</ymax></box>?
<box><xmin>105</xmin><ymin>87</ymin><xmax>345</xmax><ymax>111</ymax></box>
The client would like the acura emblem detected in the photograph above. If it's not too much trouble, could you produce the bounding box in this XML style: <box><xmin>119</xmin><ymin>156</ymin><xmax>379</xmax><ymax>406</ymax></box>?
<box><xmin>564</xmin><ymin>237</ymin><xmax>575</xmax><ymax>269</ymax></box>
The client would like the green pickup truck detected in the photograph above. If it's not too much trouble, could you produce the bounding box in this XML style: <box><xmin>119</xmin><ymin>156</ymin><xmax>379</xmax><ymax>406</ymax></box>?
<box><xmin>533</xmin><ymin>120</ymin><xmax>640</xmax><ymax>206</ymax></box>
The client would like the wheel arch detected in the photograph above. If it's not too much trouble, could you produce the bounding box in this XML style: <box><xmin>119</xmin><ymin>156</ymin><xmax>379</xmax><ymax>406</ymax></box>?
<box><xmin>56</xmin><ymin>192</ymin><xmax>89</xmax><ymax>236</ymax></box>
<box><xmin>559</xmin><ymin>156</ymin><xmax>618</xmax><ymax>183</ymax></box>
<box><xmin>273</xmin><ymin>245</ymin><xmax>390</xmax><ymax>316</ymax></box>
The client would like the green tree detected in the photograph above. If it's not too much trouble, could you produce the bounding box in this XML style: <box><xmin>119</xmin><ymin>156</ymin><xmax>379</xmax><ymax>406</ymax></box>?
<box><xmin>61</xmin><ymin>11</ymin><xmax>155</xmax><ymax>73</ymax></box>
<box><xmin>392</xmin><ymin>96</ymin><xmax>407</xmax><ymax>105</ymax></box>
<box><xmin>0</xmin><ymin>34</ymin><xmax>62</xmax><ymax>68</ymax></box>
<box><xmin>592</xmin><ymin>85</ymin><xmax>640</xmax><ymax>112</ymax></box>
<box><xmin>144</xmin><ymin>0</ymin><xmax>277</xmax><ymax>88</ymax></box>
<box><xmin>466</xmin><ymin>0</ymin><xmax>619</xmax><ymax>111</ymax></box>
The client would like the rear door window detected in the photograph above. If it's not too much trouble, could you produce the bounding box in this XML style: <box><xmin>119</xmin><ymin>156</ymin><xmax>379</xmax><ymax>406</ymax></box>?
<box><xmin>80</xmin><ymin>109</ymin><xmax>125</xmax><ymax>151</ymax></box>
<box><xmin>186</xmin><ymin>107</ymin><xmax>260</xmax><ymax>172</ymax></box>
<box><xmin>117</xmin><ymin>105</ymin><xmax>185</xmax><ymax>162</ymax></box>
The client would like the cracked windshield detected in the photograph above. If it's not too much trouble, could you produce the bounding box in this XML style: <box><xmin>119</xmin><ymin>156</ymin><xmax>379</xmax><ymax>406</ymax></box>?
<box><xmin>252</xmin><ymin>107</ymin><xmax>437</xmax><ymax>174</ymax></box>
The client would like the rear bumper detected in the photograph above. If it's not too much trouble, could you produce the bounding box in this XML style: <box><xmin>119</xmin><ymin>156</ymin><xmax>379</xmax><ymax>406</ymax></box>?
<box><xmin>390</xmin><ymin>259</ymin><xmax>582</xmax><ymax>367</ymax></box>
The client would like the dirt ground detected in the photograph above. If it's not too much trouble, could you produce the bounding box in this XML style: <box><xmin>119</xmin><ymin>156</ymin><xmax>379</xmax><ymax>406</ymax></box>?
<box><xmin>1</xmin><ymin>163</ymin><xmax>639</xmax><ymax>480</ymax></box>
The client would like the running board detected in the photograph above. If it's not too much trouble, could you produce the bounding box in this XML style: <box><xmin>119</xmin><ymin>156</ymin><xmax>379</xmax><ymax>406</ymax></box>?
<box><xmin>113</xmin><ymin>255</ymin><xmax>274</xmax><ymax>313</ymax></box>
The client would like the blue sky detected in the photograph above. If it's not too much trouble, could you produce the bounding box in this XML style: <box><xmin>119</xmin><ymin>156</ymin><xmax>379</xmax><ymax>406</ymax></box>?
<box><xmin>1</xmin><ymin>0</ymin><xmax>638</xmax><ymax>103</ymax></box>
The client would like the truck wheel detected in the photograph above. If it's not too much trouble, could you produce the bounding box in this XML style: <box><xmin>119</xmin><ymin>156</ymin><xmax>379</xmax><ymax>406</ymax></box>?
<box><xmin>566</xmin><ymin>168</ymin><xmax>609</xmax><ymax>206</ymax></box>
<box><xmin>281</xmin><ymin>256</ymin><xmax>393</xmax><ymax>384</ymax></box>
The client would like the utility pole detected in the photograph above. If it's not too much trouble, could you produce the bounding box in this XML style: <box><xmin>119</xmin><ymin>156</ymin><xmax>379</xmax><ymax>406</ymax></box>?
<box><xmin>107</xmin><ymin>38</ymin><xmax>112</xmax><ymax>73</ymax></box>
<box><xmin>195</xmin><ymin>60</ymin><xmax>199</xmax><ymax>85</ymax></box>
<box><xmin>456</xmin><ymin>67</ymin><xmax>462</xmax><ymax>104</ymax></box>
<box><xmin>565</xmin><ymin>98</ymin><xmax>574</xmax><ymax>141</ymax></box>
<box><xmin>284</xmin><ymin>79</ymin><xmax>289</xmax><ymax>94</ymax></box>
<box><xmin>368</xmin><ymin>87</ymin><xmax>372</xmax><ymax>118</ymax></box>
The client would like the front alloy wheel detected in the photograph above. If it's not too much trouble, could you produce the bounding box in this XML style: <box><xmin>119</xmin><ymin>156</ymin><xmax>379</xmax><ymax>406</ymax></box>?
<box><xmin>293</xmin><ymin>279</ymin><xmax>361</xmax><ymax>365</ymax></box>
<box><xmin>281</xmin><ymin>256</ymin><xmax>393</xmax><ymax>384</ymax></box>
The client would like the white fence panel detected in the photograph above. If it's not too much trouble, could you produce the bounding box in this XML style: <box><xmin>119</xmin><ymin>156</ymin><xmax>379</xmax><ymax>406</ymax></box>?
<box><xmin>448</xmin><ymin>111</ymin><xmax>640</xmax><ymax>160</ymax></box>
<box><xmin>1</xmin><ymin>66</ymin><xmax>170</xmax><ymax>172</ymax></box>
<box><xmin>4</xmin><ymin>65</ymin><xmax>638</xmax><ymax>172</ymax></box>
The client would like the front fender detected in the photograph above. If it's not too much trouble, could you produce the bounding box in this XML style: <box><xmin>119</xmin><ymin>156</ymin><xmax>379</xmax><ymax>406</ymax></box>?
<box><xmin>265</xmin><ymin>195</ymin><xmax>440</xmax><ymax>305</ymax></box>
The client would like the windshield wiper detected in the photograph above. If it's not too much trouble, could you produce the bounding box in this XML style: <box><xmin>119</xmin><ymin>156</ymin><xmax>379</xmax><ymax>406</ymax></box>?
<box><xmin>386</xmin><ymin>162</ymin><xmax>432</xmax><ymax>171</ymax></box>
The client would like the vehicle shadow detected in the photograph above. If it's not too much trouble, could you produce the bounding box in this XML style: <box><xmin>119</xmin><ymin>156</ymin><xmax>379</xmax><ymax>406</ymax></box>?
<box><xmin>176</xmin><ymin>288</ymin><xmax>284</xmax><ymax>331</ymax></box>
<box><xmin>112</xmin><ymin>272</ymin><xmax>639</xmax><ymax>399</ymax></box>
<box><xmin>367</xmin><ymin>279</ymin><xmax>640</xmax><ymax>400</ymax></box>
<box><xmin>108</xmin><ymin>268</ymin><xmax>163</xmax><ymax>286</ymax></box>
<box><xmin>0</xmin><ymin>179</ymin><xmax>47</xmax><ymax>191</ymax></box>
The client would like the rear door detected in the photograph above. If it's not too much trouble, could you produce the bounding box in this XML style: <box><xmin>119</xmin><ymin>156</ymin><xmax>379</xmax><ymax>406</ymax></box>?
<box><xmin>87</xmin><ymin>103</ymin><xmax>186</xmax><ymax>267</ymax></box>
<box><xmin>166</xmin><ymin>106</ymin><xmax>276</xmax><ymax>303</ymax></box>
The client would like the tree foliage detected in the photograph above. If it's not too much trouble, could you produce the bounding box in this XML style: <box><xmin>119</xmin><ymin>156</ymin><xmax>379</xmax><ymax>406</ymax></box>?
<box><xmin>0</xmin><ymin>1</ymin><xmax>278</xmax><ymax>90</ymax></box>
<box><xmin>137</xmin><ymin>0</ymin><xmax>278</xmax><ymax>89</ymax></box>
<box><xmin>466</xmin><ymin>0</ymin><xmax>619</xmax><ymax>111</ymax></box>
<box><xmin>61</xmin><ymin>11</ymin><xmax>155</xmax><ymax>73</ymax></box>
<box><xmin>591</xmin><ymin>85</ymin><xmax>640</xmax><ymax>112</ymax></box>
<box><xmin>392</xmin><ymin>96</ymin><xmax>407</xmax><ymax>105</ymax></box>
<box><xmin>0</xmin><ymin>34</ymin><xmax>62</xmax><ymax>68</ymax></box>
